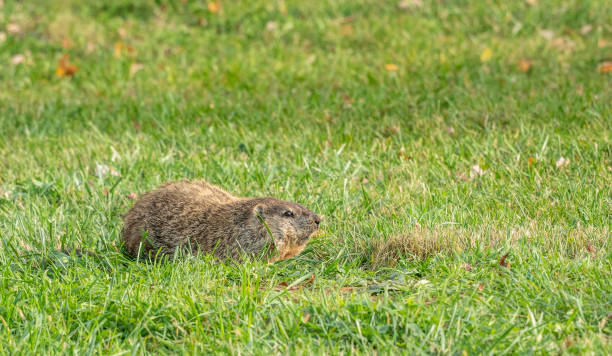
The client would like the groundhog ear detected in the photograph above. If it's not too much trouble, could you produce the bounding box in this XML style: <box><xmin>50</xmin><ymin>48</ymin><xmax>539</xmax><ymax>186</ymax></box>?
<box><xmin>253</xmin><ymin>204</ymin><xmax>266</xmax><ymax>218</ymax></box>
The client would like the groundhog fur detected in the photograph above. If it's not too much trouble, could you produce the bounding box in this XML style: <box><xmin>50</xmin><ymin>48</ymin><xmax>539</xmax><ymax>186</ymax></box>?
<box><xmin>122</xmin><ymin>180</ymin><xmax>321</xmax><ymax>262</ymax></box>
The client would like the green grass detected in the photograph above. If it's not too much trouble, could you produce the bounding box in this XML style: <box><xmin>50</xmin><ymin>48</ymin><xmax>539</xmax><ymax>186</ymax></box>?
<box><xmin>1</xmin><ymin>0</ymin><xmax>611</xmax><ymax>354</ymax></box>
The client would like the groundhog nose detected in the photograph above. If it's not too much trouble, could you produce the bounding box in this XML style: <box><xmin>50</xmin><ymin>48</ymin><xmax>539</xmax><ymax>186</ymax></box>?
<box><xmin>313</xmin><ymin>214</ymin><xmax>321</xmax><ymax>226</ymax></box>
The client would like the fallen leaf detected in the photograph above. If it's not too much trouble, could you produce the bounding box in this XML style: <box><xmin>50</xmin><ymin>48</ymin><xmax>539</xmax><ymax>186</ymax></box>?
<box><xmin>11</xmin><ymin>54</ymin><xmax>25</xmax><ymax>65</ymax></box>
<box><xmin>0</xmin><ymin>32</ymin><xmax>6</xmax><ymax>43</ymax></box>
<box><xmin>599</xmin><ymin>61</ymin><xmax>612</xmax><ymax>74</ymax></box>
<box><xmin>208</xmin><ymin>1</ymin><xmax>220</xmax><ymax>13</ymax></box>
<box><xmin>385</xmin><ymin>63</ymin><xmax>399</xmax><ymax>71</ymax></box>
<box><xmin>498</xmin><ymin>253</ymin><xmax>510</xmax><ymax>268</ymax></box>
<box><xmin>477</xmin><ymin>283</ymin><xmax>484</xmax><ymax>292</ymax></box>
<box><xmin>302</xmin><ymin>313</ymin><xmax>311</xmax><ymax>323</ymax></box>
<box><xmin>552</xmin><ymin>37</ymin><xmax>575</xmax><ymax>51</ymax></box>
<box><xmin>598</xmin><ymin>38</ymin><xmax>609</xmax><ymax>48</ymax></box>
<box><xmin>265</xmin><ymin>21</ymin><xmax>277</xmax><ymax>31</ymax></box>
<box><xmin>7</xmin><ymin>23</ymin><xmax>21</xmax><ymax>35</ymax></box>
<box><xmin>342</xmin><ymin>93</ymin><xmax>353</xmax><ymax>108</ymax></box>
<box><xmin>130</xmin><ymin>62</ymin><xmax>144</xmax><ymax>76</ymax></box>
<box><xmin>480</xmin><ymin>48</ymin><xmax>493</xmax><ymax>62</ymax></box>
<box><xmin>382</xmin><ymin>125</ymin><xmax>400</xmax><ymax>137</ymax></box>
<box><xmin>397</xmin><ymin>0</ymin><xmax>423</xmax><ymax>9</ymax></box>
<box><xmin>340</xmin><ymin>24</ymin><xmax>353</xmax><ymax>36</ymax></box>
<box><xmin>469</xmin><ymin>164</ymin><xmax>486</xmax><ymax>179</ymax></box>
<box><xmin>56</xmin><ymin>54</ymin><xmax>77</xmax><ymax>77</ymax></box>
<box><xmin>128</xmin><ymin>193</ymin><xmax>138</xmax><ymax>200</ymax></box>
<box><xmin>114</xmin><ymin>42</ymin><xmax>123</xmax><ymax>57</ymax></box>
<box><xmin>539</xmin><ymin>29</ymin><xmax>555</xmax><ymax>40</ymax></box>
<box><xmin>555</xmin><ymin>156</ymin><xmax>570</xmax><ymax>168</ymax></box>
<box><xmin>461</xmin><ymin>263</ymin><xmax>472</xmax><ymax>271</ymax></box>
<box><xmin>528</xmin><ymin>157</ymin><xmax>537</xmax><ymax>167</ymax></box>
<box><xmin>580</xmin><ymin>24</ymin><xmax>593</xmax><ymax>35</ymax></box>
<box><xmin>525</xmin><ymin>0</ymin><xmax>537</xmax><ymax>5</ymax></box>
<box><xmin>457</xmin><ymin>172</ymin><xmax>470</xmax><ymax>181</ymax></box>
<box><xmin>518</xmin><ymin>59</ymin><xmax>533</xmax><ymax>72</ymax></box>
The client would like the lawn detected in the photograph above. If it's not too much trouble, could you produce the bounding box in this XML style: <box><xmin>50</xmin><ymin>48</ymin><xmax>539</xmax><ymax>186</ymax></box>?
<box><xmin>1</xmin><ymin>0</ymin><xmax>611</xmax><ymax>354</ymax></box>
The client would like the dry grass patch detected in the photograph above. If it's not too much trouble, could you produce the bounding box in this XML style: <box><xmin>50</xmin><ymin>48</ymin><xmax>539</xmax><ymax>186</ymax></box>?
<box><xmin>352</xmin><ymin>224</ymin><xmax>610</xmax><ymax>268</ymax></box>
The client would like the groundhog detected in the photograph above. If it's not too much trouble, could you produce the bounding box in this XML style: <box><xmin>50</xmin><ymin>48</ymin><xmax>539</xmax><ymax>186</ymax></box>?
<box><xmin>122</xmin><ymin>180</ymin><xmax>321</xmax><ymax>262</ymax></box>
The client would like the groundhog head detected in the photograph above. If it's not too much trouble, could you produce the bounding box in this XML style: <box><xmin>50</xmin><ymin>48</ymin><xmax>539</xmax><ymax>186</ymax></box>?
<box><xmin>253</xmin><ymin>198</ymin><xmax>320</xmax><ymax>261</ymax></box>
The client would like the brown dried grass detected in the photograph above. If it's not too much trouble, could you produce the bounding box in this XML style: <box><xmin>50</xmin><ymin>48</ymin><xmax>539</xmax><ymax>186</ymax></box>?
<box><xmin>350</xmin><ymin>223</ymin><xmax>609</xmax><ymax>268</ymax></box>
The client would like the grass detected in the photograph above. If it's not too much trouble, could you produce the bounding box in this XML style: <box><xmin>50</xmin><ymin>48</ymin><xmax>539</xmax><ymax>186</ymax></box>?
<box><xmin>1</xmin><ymin>0</ymin><xmax>611</xmax><ymax>354</ymax></box>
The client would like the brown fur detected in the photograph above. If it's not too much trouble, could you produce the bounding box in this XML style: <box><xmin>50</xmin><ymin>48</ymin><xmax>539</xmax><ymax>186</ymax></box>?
<box><xmin>122</xmin><ymin>180</ymin><xmax>321</xmax><ymax>261</ymax></box>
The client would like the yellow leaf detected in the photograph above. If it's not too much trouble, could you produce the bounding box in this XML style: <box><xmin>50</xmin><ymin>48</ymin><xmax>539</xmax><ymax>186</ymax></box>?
<box><xmin>480</xmin><ymin>48</ymin><xmax>493</xmax><ymax>62</ymax></box>
<box><xmin>599</xmin><ymin>61</ymin><xmax>612</xmax><ymax>74</ymax></box>
<box><xmin>518</xmin><ymin>59</ymin><xmax>533</xmax><ymax>72</ymax></box>
<box><xmin>56</xmin><ymin>54</ymin><xmax>77</xmax><ymax>77</ymax></box>
<box><xmin>114</xmin><ymin>42</ymin><xmax>123</xmax><ymax>58</ymax></box>
<box><xmin>208</xmin><ymin>1</ymin><xmax>220</xmax><ymax>13</ymax></box>
<box><xmin>385</xmin><ymin>63</ymin><xmax>399</xmax><ymax>71</ymax></box>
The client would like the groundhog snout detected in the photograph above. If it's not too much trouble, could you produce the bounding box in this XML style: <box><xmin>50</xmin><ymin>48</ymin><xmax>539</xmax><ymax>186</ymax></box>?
<box><xmin>313</xmin><ymin>214</ymin><xmax>321</xmax><ymax>226</ymax></box>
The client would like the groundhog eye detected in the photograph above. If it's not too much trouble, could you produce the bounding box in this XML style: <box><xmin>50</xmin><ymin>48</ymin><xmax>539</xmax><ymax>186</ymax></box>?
<box><xmin>283</xmin><ymin>210</ymin><xmax>295</xmax><ymax>218</ymax></box>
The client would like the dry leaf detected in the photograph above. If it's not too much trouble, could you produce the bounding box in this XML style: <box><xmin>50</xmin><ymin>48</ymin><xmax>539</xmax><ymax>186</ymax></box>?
<box><xmin>555</xmin><ymin>156</ymin><xmax>570</xmax><ymax>168</ymax></box>
<box><xmin>539</xmin><ymin>29</ymin><xmax>554</xmax><ymax>40</ymax></box>
<box><xmin>469</xmin><ymin>164</ymin><xmax>485</xmax><ymax>179</ymax></box>
<box><xmin>208</xmin><ymin>1</ymin><xmax>220</xmax><ymax>13</ymax></box>
<box><xmin>598</xmin><ymin>61</ymin><xmax>612</xmax><ymax>74</ymax></box>
<box><xmin>580</xmin><ymin>25</ymin><xmax>592</xmax><ymax>35</ymax></box>
<box><xmin>0</xmin><ymin>32</ymin><xmax>6</xmax><ymax>43</ymax></box>
<box><xmin>477</xmin><ymin>283</ymin><xmax>484</xmax><ymax>292</ymax></box>
<box><xmin>397</xmin><ymin>0</ymin><xmax>423</xmax><ymax>9</ymax></box>
<box><xmin>518</xmin><ymin>59</ymin><xmax>533</xmax><ymax>72</ymax></box>
<box><xmin>382</xmin><ymin>125</ymin><xmax>400</xmax><ymax>137</ymax></box>
<box><xmin>130</xmin><ymin>62</ymin><xmax>144</xmax><ymax>76</ymax></box>
<box><xmin>552</xmin><ymin>37</ymin><xmax>575</xmax><ymax>51</ymax></box>
<box><xmin>342</xmin><ymin>93</ymin><xmax>353</xmax><ymax>108</ymax></box>
<box><xmin>598</xmin><ymin>38</ymin><xmax>609</xmax><ymax>48</ymax></box>
<box><xmin>56</xmin><ymin>54</ymin><xmax>77</xmax><ymax>76</ymax></box>
<box><xmin>498</xmin><ymin>253</ymin><xmax>510</xmax><ymax>268</ymax></box>
<box><xmin>114</xmin><ymin>42</ymin><xmax>123</xmax><ymax>58</ymax></box>
<box><xmin>11</xmin><ymin>54</ymin><xmax>25</xmax><ymax>65</ymax></box>
<box><xmin>480</xmin><ymin>48</ymin><xmax>493</xmax><ymax>62</ymax></box>
<box><xmin>302</xmin><ymin>313</ymin><xmax>311</xmax><ymax>323</ymax></box>
<box><xmin>265</xmin><ymin>21</ymin><xmax>277</xmax><ymax>31</ymax></box>
<box><xmin>457</xmin><ymin>172</ymin><xmax>470</xmax><ymax>181</ymax></box>
<box><xmin>7</xmin><ymin>23</ymin><xmax>21</xmax><ymax>35</ymax></box>
<box><xmin>385</xmin><ymin>63</ymin><xmax>399</xmax><ymax>71</ymax></box>
<box><xmin>525</xmin><ymin>0</ymin><xmax>537</xmax><ymax>5</ymax></box>
<box><xmin>527</xmin><ymin>157</ymin><xmax>537</xmax><ymax>167</ymax></box>
<box><xmin>340</xmin><ymin>24</ymin><xmax>353</xmax><ymax>36</ymax></box>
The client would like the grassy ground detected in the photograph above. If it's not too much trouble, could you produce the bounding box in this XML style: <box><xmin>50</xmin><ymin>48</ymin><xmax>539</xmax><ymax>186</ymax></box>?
<box><xmin>1</xmin><ymin>0</ymin><xmax>611</xmax><ymax>354</ymax></box>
